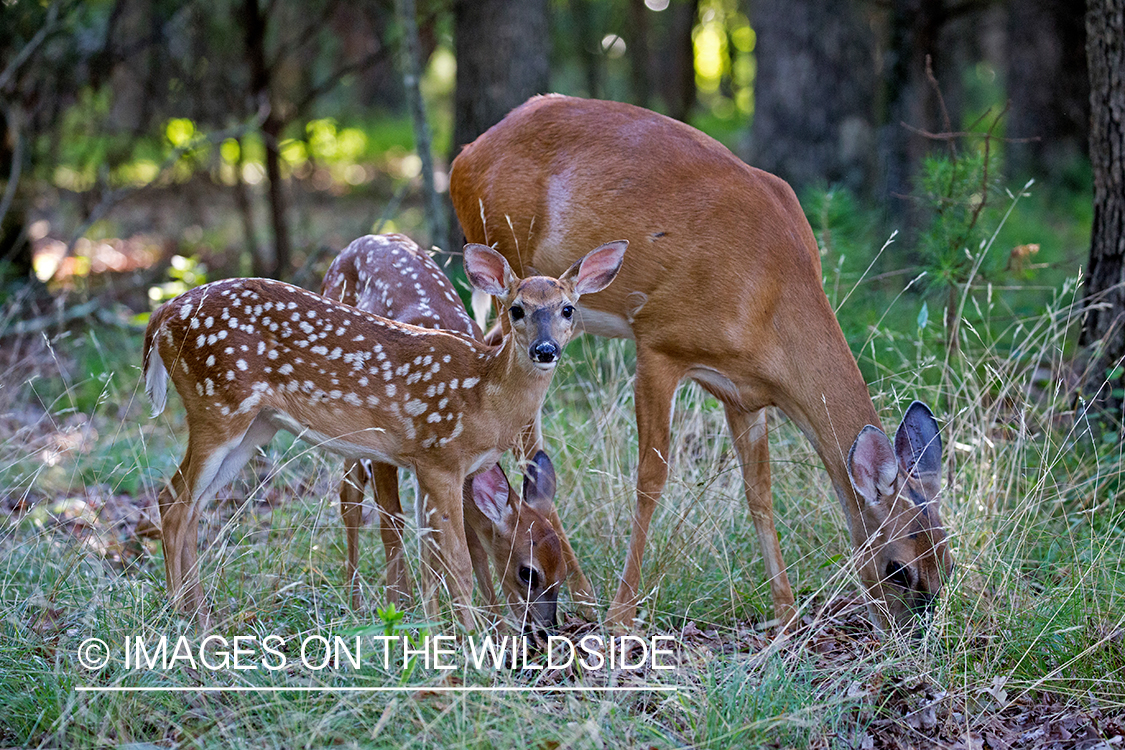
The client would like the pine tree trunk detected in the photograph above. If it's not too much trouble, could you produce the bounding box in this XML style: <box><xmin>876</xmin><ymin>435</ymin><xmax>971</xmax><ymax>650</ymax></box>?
<box><xmin>1081</xmin><ymin>0</ymin><xmax>1125</xmax><ymax>422</ymax></box>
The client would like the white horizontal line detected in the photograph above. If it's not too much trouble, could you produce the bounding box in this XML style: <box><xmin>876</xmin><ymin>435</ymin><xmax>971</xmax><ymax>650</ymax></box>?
<box><xmin>76</xmin><ymin>685</ymin><xmax>678</xmax><ymax>693</ymax></box>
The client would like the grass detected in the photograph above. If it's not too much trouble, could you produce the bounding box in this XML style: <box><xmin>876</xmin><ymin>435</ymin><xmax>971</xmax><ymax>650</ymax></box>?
<box><xmin>2</xmin><ymin>182</ymin><xmax>1123</xmax><ymax>746</ymax></box>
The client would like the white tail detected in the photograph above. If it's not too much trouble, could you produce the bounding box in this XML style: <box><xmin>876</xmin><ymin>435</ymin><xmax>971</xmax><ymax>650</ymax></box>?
<box><xmin>144</xmin><ymin>237</ymin><xmax>625</xmax><ymax>628</ymax></box>
<box><xmin>450</xmin><ymin>94</ymin><xmax>953</xmax><ymax>633</ymax></box>
<box><xmin>321</xmin><ymin>233</ymin><xmax>585</xmax><ymax>629</ymax></box>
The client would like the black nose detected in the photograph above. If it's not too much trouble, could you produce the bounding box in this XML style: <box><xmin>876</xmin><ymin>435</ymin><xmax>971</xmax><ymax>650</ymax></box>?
<box><xmin>531</xmin><ymin>341</ymin><xmax>559</xmax><ymax>363</ymax></box>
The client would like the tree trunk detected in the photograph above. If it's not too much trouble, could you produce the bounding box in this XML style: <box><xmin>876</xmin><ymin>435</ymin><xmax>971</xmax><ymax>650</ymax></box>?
<box><xmin>1081</xmin><ymin>0</ymin><xmax>1125</xmax><ymax>422</ymax></box>
<box><xmin>1007</xmin><ymin>0</ymin><xmax>1089</xmax><ymax>180</ymax></box>
<box><xmin>453</xmin><ymin>0</ymin><xmax>549</xmax><ymax>152</ymax></box>
<box><xmin>746</xmin><ymin>0</ymin><xmax>877</xmax><ymax>194</ymax></box>
<box><xmin>242</xmin><ymin>0</ymin><xmax>290</xmax><ymax>279</ymax></box>
<box><xmin>451</xmin><ymin>0</ymin><xmax>549</xmax><ymax>249</ymax></box>
<box><xmin>628</xmin><ymin>0</ymin><xmax>651</xmax><ymax>108</ymax></box>
<box><xmin>0</xmin><ymin>104</ymin><xmax>31</xmax><ymax>282</ymax></box>
<box><xmin>572</xmin><ymin>0</ymin><xmax>602</xmax><ymax>99</ymax></box>
<box><xmin>658</xmin><ymin>0</ymin><xmax>699</xmax><ymax>122</ymax></box>
<box><xmin>232</xmin><ymin>136</ymin><xmax>265</xmax><ymax>277</ymax></box>
<box><xmin>879</xmin><ymin>0</ymin><xmax>946</xmax><ymax>224</ymax></box>
<box><xmin>395</xmin><ymin>0</ymin><xmax>446</xmax><ymax>250</ymax></box>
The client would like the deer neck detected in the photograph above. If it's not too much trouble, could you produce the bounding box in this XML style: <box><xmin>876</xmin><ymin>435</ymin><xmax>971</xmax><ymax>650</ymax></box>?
<box><xmin>477</xmin><ymin>332</ymin><xmax>556</xmax><ymax>425</ymax></box>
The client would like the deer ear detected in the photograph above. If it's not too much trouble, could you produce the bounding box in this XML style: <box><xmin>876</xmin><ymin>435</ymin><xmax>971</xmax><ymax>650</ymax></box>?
<box><xmin>894</xmin><ymin>401</ymin><xmax>943</xmax><ymax>502</ymax></box>
<box><xmin>464</xmin><ymin>244</ymin><xmax>516</xmax><ymax>297</ymax></box>
<box><xmin>470</xmin><ymin>463</ymin><xmax>514</xmax><ymax>531</ymax></box>
<box><xmin>521</xmin><ymin>450</ymin><xmax>557</xmax><ymax>515</ymax></box>
<box><xmin>559</xmin><ymin>240</ymin><xmax>628</xmax><ymax>296</ymax></box>
<box><xmin>847</xmin><ymin>425</ymin><xmax>898</xmax><ymax>507</ymax></box>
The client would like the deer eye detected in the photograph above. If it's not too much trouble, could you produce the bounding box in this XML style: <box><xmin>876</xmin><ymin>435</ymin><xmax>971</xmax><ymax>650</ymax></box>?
<box><xmin>884</xmin><ymin>560</ymin><xmax>914</xmax><ymax>590</ymax></box>
<box><xmin>561</xmin><ymin>304</ymin><xmax>575</xmax><ymax>319</ymax></box>
<box><xmin>518</xmin><ymin>566</ymin><xmax>539</xmax><ymax>589</ymax></box>
<box><xmin>510</xmin><ymin>305</ymin><xmax>525</xmax><ymax>321</ymax></box>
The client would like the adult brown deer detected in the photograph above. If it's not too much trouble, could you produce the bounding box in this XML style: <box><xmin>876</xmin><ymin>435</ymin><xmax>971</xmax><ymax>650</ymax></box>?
<box><xmin>142</xmin><ymin>238</ymin><xmax>626</xmax><ymax>629</ymax></box>
<box><xmin>450</xmin><ymin>94</ymin><xmax>953</xmax><ymax>633</ymax></box>
<box><xmin>321</xmin><ymin>233</ymin><xmax>577</xmax><ymax>628</ymax></box>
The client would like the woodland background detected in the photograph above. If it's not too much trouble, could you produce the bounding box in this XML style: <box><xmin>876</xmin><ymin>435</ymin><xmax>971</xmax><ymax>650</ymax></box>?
<box><xmin>1</xmin><ymin>0</ymin><xmax>1125</xmax><ymax>747</ymax></box>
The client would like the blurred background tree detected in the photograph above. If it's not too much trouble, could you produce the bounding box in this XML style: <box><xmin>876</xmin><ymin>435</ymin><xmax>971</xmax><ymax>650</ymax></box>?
<box><xmin>0</xmin><ymin>0</ymin><xmax>1118</xmax><ymax>413</ymax></box>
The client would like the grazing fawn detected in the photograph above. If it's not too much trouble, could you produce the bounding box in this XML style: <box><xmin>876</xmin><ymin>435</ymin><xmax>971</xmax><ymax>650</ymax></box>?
<box><xmin>142</xmin><ymin>240</ymin><xmax>625</xmax><ymax>629</ymax></box>
<box><xmin>451</xmin><ymin>93</ymin><xmax>953</xmax><ymax>633</ymax></box>
<box><xmin>321</xmin><ymin>233</ymin><xmax>571</xmax><ymax>629</ymax></box>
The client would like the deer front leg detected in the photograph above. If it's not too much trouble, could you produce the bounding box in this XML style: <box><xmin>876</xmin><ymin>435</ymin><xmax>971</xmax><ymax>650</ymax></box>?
<box><xmin>515</xmin><ymin>418</ymin><xmax>598</xmax><ymax>620</ymax></box>
<box><xmin>726</xmin><ymin>407</ymin><xmax>797</xmax><ymax>628</ymax></box>
<box><xmin>608</xmin><ymin>348</ymin><xmax>683</xmax><ymax>628</ymax></box>
<box><xmin>370</xmin><ymin>461</ymin><xmax>412</xmax><ymax>607</ymax></box>
<box><xmin>416</xmin><ymin>469</ymin><xmax>478</xmax><ymax>631</ymax></box>
<box><xmin>340</xmin><ymin>460</ymin><xmax>367</xmax><ymax>610</ymax></box>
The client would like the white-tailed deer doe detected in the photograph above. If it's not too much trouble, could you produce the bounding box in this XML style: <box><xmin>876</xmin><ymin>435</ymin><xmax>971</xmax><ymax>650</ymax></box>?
<box><xmin>451</xmin><ymin>94</ymin><xmax>954</xmax><ymax>633</ymax></box>
<box><xmin>142</xmin><ymin>237</ymin><xmax>626</xmax><ymax>629</ymax></box>
<box><xmin>321</xmin><ymin>233</ymin><xmax>576</xmax><ymax>629</ymax></box>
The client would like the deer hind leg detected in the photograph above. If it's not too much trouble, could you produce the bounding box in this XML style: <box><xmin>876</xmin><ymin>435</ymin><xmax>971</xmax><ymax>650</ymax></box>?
<box><xmin>340</xmin><ymin>460</ymin><xmax>367</xmax><ymax>610</ymax></box>
<box><xmin>726</xmin><ymin>407</ymin><xmax>797</xmax><ymax>629</ymax></box>
<box><xmin>158</xmin><ymin>446</ymin><xmax>197</xmax><ymax>612</ymax></box>
<box><xmin>415</xmin><ymin>468</ymin><xmax>477</xmax><ymax>631</ymax></box>
<box><xmin>514</xmin><ymin>419</ymin><xmax>598</xmax><ymax>620</ymax></box>
<box><xmin>370</xmin><ymin>461</ymin><xmax>412</xmax><ymax>607</ymax></box>
<box><xmin>608</xmin><ymin>348</ymin><xmax>684</xmax><ymax>628</ymax></box>
<box><xmin>169</xmin><ymin>415</ymin><xmax>277</xmax><ymax>621</ymax></box>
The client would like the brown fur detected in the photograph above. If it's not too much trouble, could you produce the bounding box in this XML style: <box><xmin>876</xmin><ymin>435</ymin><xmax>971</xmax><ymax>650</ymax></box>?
<box><xmin>449</xmin><ymin>94</ymin><xmax>953</xmax><ymax>633</ymax></box>
<box><xmin>143</xmin><ymin>239</ymin><xmax>623</xmax><ymax>629</ymax></box>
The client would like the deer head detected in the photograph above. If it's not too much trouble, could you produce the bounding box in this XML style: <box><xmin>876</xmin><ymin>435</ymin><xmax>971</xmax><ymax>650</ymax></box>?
<box><xmin>464</xmin><ymin>241</ymin><xmax>627</xmax><ymax>371</ymax></box>
<box><xmin>469</xmin><ymin>452</ymin><xmax>566</xmax><ymax>633</ymax></box>
<box><xmin>847</xmin><ymin>401</ymin><xmax>954</xmax><ymax>634</ymax></box>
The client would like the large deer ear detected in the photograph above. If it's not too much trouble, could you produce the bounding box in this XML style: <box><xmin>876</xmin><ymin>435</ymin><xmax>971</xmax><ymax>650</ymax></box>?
<box><xmin>470</xmin><ymin>463</ymin><xmax>514</xmax><ymax>532</ymax></box>
<box><xmin>894</xmin><ymin>401</ymin><xmax>943</xmax><ymax>502</ymax></box>
<box><xmin>847</xmin><ymin>425</ymin><xmax>898</xmax><ymax>508</ymax></box>
<box><xmin>464</xmin><ymin>244</ymin><xmax>516</xmax><ymax>297</ymax></box>
<box><xmin>521</xmin><ymin>450</ymin><xmax>557</xmax><ymax>515</ymax></box>
<box><xmin>559</xmin><ymin>240</ymin><xmax>628</xmax><ymax>296</ymax></box>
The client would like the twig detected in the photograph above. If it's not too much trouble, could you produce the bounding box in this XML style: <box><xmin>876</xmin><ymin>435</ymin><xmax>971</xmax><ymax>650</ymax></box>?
<box><xmin>924</xmin><ymin>55</ymin><xmax>956</xmax><ymax>160</ymax></box>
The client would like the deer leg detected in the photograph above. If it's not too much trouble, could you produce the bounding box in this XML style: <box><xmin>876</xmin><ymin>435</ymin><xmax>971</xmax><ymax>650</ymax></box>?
<box><xmin>370</xmin><ymin>461</ymin><xmax>412</xmax><ymax>607</ymax></box>
<box><xmin>514</xmin><ymin>419</ymin><xmax>598</xmax><ymax>620</ymax></box>
<box><xmin>726</xmin><ymin>407</ymin><xmax>797</xmax><ymax>628</ymax></box>
<box><xmin>340</xmin><ymin>460</ymin><xmax>367</xmax><ymax>610</ymax></box>
<box><xmin>416</xmin><ymin>469</ymin><xmax>477</xmax><ymax>631</ymax></box>
<box><xmin>158</xmin><ymin>446</ymin><xmax>196</xmax><ymax>612</ymax></box>
<box><xmin>176</xmin><ymin>415</ymin><xmax>277</xmax><ymax>622</ymax></box>
<box><xmin>608</xmin><ymin>348</ymin><xmax>683</xmax><ymax>628</ymax></box>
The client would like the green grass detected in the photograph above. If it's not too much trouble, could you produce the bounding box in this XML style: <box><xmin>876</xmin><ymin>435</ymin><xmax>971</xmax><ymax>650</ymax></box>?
<box><xmin>2</xmin><ymin>177</ymin><xmax>1123</xmax><ymax>745</ymax></box>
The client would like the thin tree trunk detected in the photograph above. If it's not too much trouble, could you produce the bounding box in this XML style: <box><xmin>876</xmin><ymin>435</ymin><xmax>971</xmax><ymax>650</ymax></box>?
<box><xmin>628</xmin><ymin>0</ymin><xmax>651</xmax><ymax>108</ymax></box>
<box><xmin>242</xmin><ymin>0</ymin><xmax>290</xmax><ymax>279</ymax></box>
<box><xmin>232</xmin><ymin>136</ymin><xmax>265</xmax><ymax>276</ymax></box>
<box><xmin>1081</xmin><ymin>0</ymin><xmax>1125</xmax><ymax>422</ymax></box>
<box><xmin>395</xmin><ymin>0</ymin><xmax>446</xmax><ymax>250</ymax></box>
<box><xmin>661</xmin><ymin>0</ymin><xmax>698</xmax><ymax>122</ymax></box>
<box><xmin>573</xmin><ymin>0</ymin><xmax>601</xmax><ymax>98</ymax></box>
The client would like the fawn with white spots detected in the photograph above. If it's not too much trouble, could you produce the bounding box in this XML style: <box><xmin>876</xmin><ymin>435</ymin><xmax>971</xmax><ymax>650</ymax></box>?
<box><xmin>321</xmin><ymin>233</ymin><xmax>575</xmax><ymax>630</ymax></box>
<box><xmin>142</xmin><ymin>239</ymin><xmax>626</xmax><ymax>629</ymax></box>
